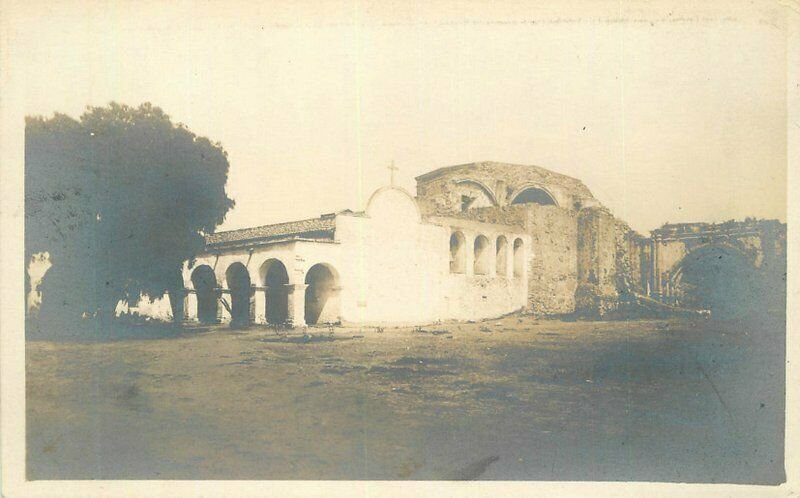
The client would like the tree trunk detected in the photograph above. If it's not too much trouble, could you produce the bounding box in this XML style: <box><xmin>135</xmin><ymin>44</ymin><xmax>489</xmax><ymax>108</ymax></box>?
<box><xmin>168</xmin><ymin>289</ymin><xmax>185</xmax><ymax>322</ymax></box>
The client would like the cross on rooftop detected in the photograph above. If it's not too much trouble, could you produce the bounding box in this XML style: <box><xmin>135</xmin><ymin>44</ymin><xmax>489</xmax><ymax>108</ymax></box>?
<box><xmin>387</xmin><ymin>160</ymin><xmax>399</xmax><ymax>186</ymax></box>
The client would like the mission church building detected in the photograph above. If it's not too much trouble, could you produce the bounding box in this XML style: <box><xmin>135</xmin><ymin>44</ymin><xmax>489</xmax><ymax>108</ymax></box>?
<box><xmin>125</xmin><ymin>161</ymin><xmax>784</xmax><ymax>325</ymax></box>
<box><xmin>172</xmin><ymin>161</ymin><xmax>608</xmax><ymax>327</ymax></box>
<box><xmin>181</xmin><ymin>168</ymin><xmax>532</xmax><ymax>327</ymax></box>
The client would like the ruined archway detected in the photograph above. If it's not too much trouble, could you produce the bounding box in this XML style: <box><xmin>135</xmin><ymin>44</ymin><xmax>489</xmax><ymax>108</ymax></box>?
<box><xmin>225</xmin><ymin>262</ymin><xmax>252</xmax><ymax>326</ymax></box>
<box><xmin>260</xmin><ymin>259</ymin><xmax>289</xmax><ymax>324</ymax></box>
<box><xmin>511</xmin><ymin>186</ymin><xmax>557</xmax><ymax>206</ymax></box>
<box><xmin>304</xmin><ymin>263</ymin><xmax>340</xmax><ymax>325</ymax></box>
<box><xmin>454</xmin><ymin>179</ymin><xmax>498</xmax><ymax>211</ymax></box>
<box><xmin>671</xmin><ymin>244</ymin><xmax>759</xmax><ymax>318</ymax></box>
<box><xmin>191</xmin><ymin>265</ymin><xmax>218</xmax><ymax>324</ymax></box>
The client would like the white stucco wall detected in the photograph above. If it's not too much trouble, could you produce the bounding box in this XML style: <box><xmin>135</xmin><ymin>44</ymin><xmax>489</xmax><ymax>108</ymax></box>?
<box><xmin>173</xmin><ymin>186</ymin><xmax>529</xmax><ymax>326</ymax></box>
<box><xmin>334</xmin><ymin>187</ymin><xmax>445</xmax><ymax>323</ymax></box>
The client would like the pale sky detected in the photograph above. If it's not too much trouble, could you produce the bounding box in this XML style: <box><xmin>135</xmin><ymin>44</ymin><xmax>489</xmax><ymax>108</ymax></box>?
<box><xmin>11</xmin><ymin>0</ymin><xmax>788</xmax><ymax>234</ymax></box>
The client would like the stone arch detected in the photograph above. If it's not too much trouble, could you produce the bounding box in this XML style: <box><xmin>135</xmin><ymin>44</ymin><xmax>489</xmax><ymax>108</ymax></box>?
<box><xmin>259</xmin><ymin>258</ymin><xmax>290</xmax><ymax>325</ymax></box>
<box><xmin>667</xmin><ymin>243</ymin><xmax>758</xmax><ymax>317</ymax></box>
<box><xmin>510</xmin><ymin>185</ymin><xmax>558</xmax><ymax>206</ymax></box>
<box><xmin>474</xmin><ymin>235</ymin><xmax>490</xmax><ymax>275</ymax></box>
<box><xmin>450</xmin><ymin>231</ymin><xmax>467</xmax><ymax>273</ymax></box>
<box><xmin>304</xmin><ymin>263</ymin><xmax>341</xmax><ymax>325</ymax></box>
<box><xmin>513</xmin><ymin>238</ymin><xmax>525</xmax><ymax>277</ymax></box>
<box><xmin>667</xmin><ymin>241</ymin><xmax>757</xmax><ymax>279</ymax></box>
<box><xmin>454</xmin><ymin>179</ymin><xmax>499</xmax><ymax>211</ymax></box>
<box><xmin>190</xmin><ymin>265</ymin><xmax>218</xmax><ymax>324</ymax></box>
<box><xmin>496</xmin><ymin>235</ymin><xmax>509</xmax><ymax>277</ymax></box>
<box><xmin>225</xmin><ymin>262</ymin><xmax>252</xmax><ymax>326</ymax></box>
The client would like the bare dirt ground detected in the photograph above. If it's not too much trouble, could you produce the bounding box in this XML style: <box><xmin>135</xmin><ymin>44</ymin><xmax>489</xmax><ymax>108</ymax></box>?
<box><xmin>26</xmin><ymin>314</ymin><xmax>785</xmax><ymax>482</ymax></box>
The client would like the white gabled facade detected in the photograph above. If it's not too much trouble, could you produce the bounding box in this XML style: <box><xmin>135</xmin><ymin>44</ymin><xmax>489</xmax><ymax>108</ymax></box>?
<box><xmin>166</xmin><ymin>185</ymin><xmax>529</xmax><ymax>327</ymax></box>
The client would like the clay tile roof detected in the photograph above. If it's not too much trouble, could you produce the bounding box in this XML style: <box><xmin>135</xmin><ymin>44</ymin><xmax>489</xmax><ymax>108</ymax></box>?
<box><xmin>205</xmin><ymin>216</ymin><xmax>336</xmax><ymax>246</ymax></box>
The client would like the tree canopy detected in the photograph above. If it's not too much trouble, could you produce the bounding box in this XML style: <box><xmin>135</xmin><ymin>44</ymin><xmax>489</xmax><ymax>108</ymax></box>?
<box><xmin>26</xmin><ymin>102</ymin><xmax>234</xmax><ymax>320</ymax></box>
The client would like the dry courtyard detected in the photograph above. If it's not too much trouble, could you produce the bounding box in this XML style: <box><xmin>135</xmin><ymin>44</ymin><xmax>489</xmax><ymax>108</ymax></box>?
<box><xmin>27</xmin><ymin>314</ymin><xmax>784</xmax><ymax>483</ymax></box>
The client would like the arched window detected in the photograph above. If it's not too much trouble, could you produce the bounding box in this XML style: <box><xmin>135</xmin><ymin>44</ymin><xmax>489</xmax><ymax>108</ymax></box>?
<box><xmin>511</xmin><ymin>187</ymin><xmax>557</xmax><ymax>206</ymax></box>
<box><xmin>496</xmin><ymin>236</ymin><xmax>508</xmax><ymax>277</ymax></box>
<box><xmin>474</xmin><ymin>235</ymin><xmax>490</xmax><ymax>275</ymax></box>
<box><xmin>513</xmin><ymin>238</ymin><xmax>525</xmax><ymax>277</ymax></box>
<box><xmin>450</xmin><ymin>231</ymin><xmax>466</xmax><ymax>273</ymax></box>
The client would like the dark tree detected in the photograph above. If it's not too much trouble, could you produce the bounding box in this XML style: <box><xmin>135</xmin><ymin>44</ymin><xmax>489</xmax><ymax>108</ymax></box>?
<box><xmin>26</xmin><ymin>102</ymin><xmax>234</xmax><ymax>322</ymax></box>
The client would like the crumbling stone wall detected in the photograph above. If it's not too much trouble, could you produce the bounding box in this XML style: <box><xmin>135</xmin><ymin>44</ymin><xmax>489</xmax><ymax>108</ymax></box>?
<box><xmin>575</xmin><ymin>207</ymin><xmax>619</xmax><ymax>317</ymax></box>
<box><xmin>523</xmin><ymin>205</ymin><xmax>579</xmax><ymax>315</ymax></box>
<box><xmin>416</xmin><ymin>162</ymin><xmax>601</xmax><ymax>316</ymax></box>
<box><xmin>415</xmin><ymin>161</ymin><xmax>599</xmax><ymax>217</ymax></box>
<box><xmin>614</xmin><ymin>220</ymin><xmax>649</xmax><ymax>297</ymax></box>
<box><xmin>429</xmin><ymin>204</ymin><xmax>579</xmax><ymax>315</ymax></box>
<box><xmin>613</xmin><ymin>221</ymin><xmax>632</xmax><ymax>302</ymax></box>
<box><xmin>415</xmin><ymin>161</ymin><xmax>661</xmax><ymax>318</ymax></box>
<box><xmin>457</xmin><ymin>205</ymin><xmax>527</xmax><ymax>227</ymax></box>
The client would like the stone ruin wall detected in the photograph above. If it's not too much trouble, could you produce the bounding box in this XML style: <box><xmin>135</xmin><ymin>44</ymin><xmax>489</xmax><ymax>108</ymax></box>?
<box><xmin>575</xmin><ymin>207</ymin><xmax>617</xmax><ymax>317</ymax></box>
<box><xmin>415</xmin><ymin>173</ymin><xmax>474</xmax><ymax>217</ymax></box>
<box><xmin>574</xmin><ymin>207</ymin><xmax>650</xmax><ymax>318</ymax></box>
<box><xmin>416</xmin><ymin>162</ymin><xmax>650</xmax><ymax>318</ymax></box>
<box><xmin>466</xmin><ymin>203</ymin><xmax>649</xmax><ymax>317</ymax></box>
<box><xmin>523</xmin><ymin>206</ymin><xmax>579</xmax><ymax>315</ymax></box>
<box><xmin>441</xmin><ymin>204</ymin><xmax>580</xmax><ymax>316</ymax></box>
<box><xmin>415</xmin><ymin>161</ymin><xmax>597</xmax><ymax>216</ymax></box>
<box><xmin>614</xmin><ymin>219</ymin><xmax>649</xmax><ymax>297</ymax></box>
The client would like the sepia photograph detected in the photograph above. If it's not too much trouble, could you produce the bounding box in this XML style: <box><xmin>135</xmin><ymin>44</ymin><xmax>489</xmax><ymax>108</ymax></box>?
<box><xmin>1</xmin><ymin>0</ymin><xmax>797</xmax><ymax>495</ymax></box>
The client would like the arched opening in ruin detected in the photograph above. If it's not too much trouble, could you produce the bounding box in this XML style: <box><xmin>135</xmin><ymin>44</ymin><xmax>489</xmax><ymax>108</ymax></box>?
<box><xmin>474</xmin><ymin>235</ymin><xmax>490</xmax><ymax>275</ymax></box>
<box><xmin>450</xmin><ymin>231</ymin><xmax>466</xmax><ymax>273</ymax></box>
<box><xmin>454</xmin><ymin>179</ymin><xmax>498</xmax><ymax>211</ymax></box>
<box><xmin>496</xmin><ymin>236</ymin><xmax>508</xmax><ymax>277</ymax></box>
<box><xmin>260</xmin><ymin>259</ymin><xmax>289</xmax><ymax>324</ymax></box>
<box><xmin>513</xmin><ymin>238</ymin><xmax>525</xmax><ymax>277</ymax></box>
<box><xmin>191</xmin><ymin>265</ymin><xmax>218</xmax><ymax>324</ymax></box>
<box><xmin>673</xmin><ymin>244</ymin><xmax>758</xmax><ymax>318</ymax></box>
<box><xmin>304</xmin><ymin>263</ymin><xmax>340</xmax><ymax>325</ymax></box>
<box><xmin>225</xmin><ymin>262</ymin><xmax>252</xmax><ymax>326</ymax></box>
<box><xmin>511</xmin><ymin>187</ymin><xmax>557</xmax><ymax>206</ymax></box>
